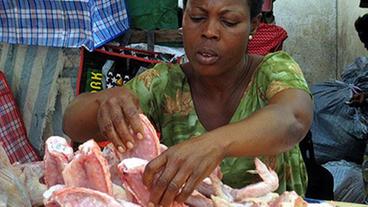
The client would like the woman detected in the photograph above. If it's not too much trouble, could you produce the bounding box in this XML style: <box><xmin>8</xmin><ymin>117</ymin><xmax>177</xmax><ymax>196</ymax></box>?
<box><xmin>63</xmin><ymin>0</ymin><xmax>313</xmax><ymax>206</ymax></box>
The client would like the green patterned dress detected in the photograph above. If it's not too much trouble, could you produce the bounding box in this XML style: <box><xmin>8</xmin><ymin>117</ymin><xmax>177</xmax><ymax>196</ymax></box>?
<box><xmin>125</xmin><ymin>51</ymin><xmax>310</xmax><ymax>196</ymax></box>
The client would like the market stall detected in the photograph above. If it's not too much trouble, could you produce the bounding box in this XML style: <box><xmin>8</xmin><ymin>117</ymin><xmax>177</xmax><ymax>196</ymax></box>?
<box><xmin>0</xmin><ymin>0</ymin><xmax>367</xmax><ymax>206</ymax></box>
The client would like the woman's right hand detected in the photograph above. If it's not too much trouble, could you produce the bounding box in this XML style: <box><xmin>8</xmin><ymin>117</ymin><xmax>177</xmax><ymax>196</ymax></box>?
<box><xmin>96</xmin><ymin>87</ymin><xmax>144</xmax><ymax>152</ymax></box>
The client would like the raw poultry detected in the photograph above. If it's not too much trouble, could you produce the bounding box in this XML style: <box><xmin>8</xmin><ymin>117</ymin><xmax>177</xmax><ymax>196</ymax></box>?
<box><xmin>0</xmin><ymin>114</ymin><xmax>332</xmax><ymax>207</ymax></box>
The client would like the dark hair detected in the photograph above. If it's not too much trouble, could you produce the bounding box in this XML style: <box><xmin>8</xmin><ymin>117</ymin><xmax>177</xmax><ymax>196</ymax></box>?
<box><xmin>248</xmin><ymin>0</ymin><xmax>264</xmax><ymax>18</ymax></box>
<box><xmin>183</xmin><ymin>0</ymin><xmax>264</xmax><ymax>18</ymax></box>
<box><xmin>355</xmin><ymin>13</ymin><xmax>368</xmax><ymax>48</ymax></box>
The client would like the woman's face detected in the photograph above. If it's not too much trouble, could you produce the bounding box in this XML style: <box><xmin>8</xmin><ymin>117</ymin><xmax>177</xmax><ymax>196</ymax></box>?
<box><xmin>183</xmin><ymin>0</ymin><xmax>255</xmax><ymax>77</ymax></box>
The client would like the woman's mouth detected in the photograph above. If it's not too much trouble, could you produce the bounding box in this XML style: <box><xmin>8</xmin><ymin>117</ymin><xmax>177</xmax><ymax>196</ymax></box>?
<box><xmin>196</xmin><ymin>50</ymin><xmax>219</xmax><ymax>65</ymax></box>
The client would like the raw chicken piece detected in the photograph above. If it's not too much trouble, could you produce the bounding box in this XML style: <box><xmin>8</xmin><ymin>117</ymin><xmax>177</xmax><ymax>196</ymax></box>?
<box><xmin>269</xmin><ymin>191</ymin><xmax>307</xmax><ymax>207</ymax></box>
<box><xmin>211</xmin><ymin>190</ymin><xmax>279</xmax><ymax>207</ymax></box>
<box><xmin>14</xmin><ymin>161</ymin><xmax>47</xmax><ymax>206</ymax></box>
<box><xmin>102</xmin><ymin>114</ymin><xmax>162</xmax><ymax>190</ymax></box>
<box><xmin>102</xmin><ymin>114</ymin><xmax>163</xmax><ymax>163</ymax></box>
<box><xmin>118</xmin><ymin>158</ymin><xmax>187</xmax><ymax>207</ymax></box>
<box><xmin>209</xmin><ymin>158</ymin><xmax>280</xmax><ymax>206</ymax></box>
<box><xmin>0</xmin><ymin>168</ymin><xmax>32</xmax><ymax>207</ymax></box>
<box><xmin>233</xmin><ymin>158</ymin><xmax>279</xmax><ymax>201</ymax></box>
<box><xmin>102</xmin><ymin>143</ymin><xmax>125</xmax><ymax>186</ymax></box>
<box><xmin>211</xmin><ymin>196</ymin><xmax>252</xmax><ymax>207</ymax></box>
<box><xmin>118</xmin><ymin>158</ymin><xmax>149</xmax><ymax>206</ymax></box>
<box><xmin>44</xmin><ymin>136</ymin><xmax>74</xmax><ymax>187</ymax></box>
<box><xmin>195</xmin><ymin>166</ymin><xmax>225</xmax><ymax>198</ymax></box>
<box><xmin>160</xmin><ymin>144</ymin><xmax>168</xmax><ymax>152</ymax></box>
<box><xmin>210</xmin><ymin>174</ymin><xmax>237</xmax><ymax>202</ymax></box>
<box><xmin>103</xmin><ymin>146</ymin><xmax>135</xmax><ymax>201</ymax></box>
<box><xmin>43</xmin><ymin>184</ymin><xmax>65</xmax><ymax>201</ymax></box>
<box><xmin>113</xmin><ymin>183</ymin><xmax>134</xmax><ymax>202</ymax></box>
<box><xmin>239</xmin><ymin>193</ymin><xmax>279</xmax><ymax>206</ymax></box>
<box><xmin>62</xmin><ymin>139</ymin><xmax>113</xmax><ymax>195</ymax></box>
<box><xmin>0</xmin><ymin>144</ymin><xmax>32</xmax><ymax>207</ymax></box>
<box><xmin>42</xmin><ymin>118</ymin><xmax>322</xmax><ymax>207</ymax></box>
<box><xmin>211</xmin><ymin>193</ymin><xmax>334</xmax><ymax>207</ymax></box>
<box><xmin>210</xmin><ymin>158</ymin><xmax>279</xmax><ymax>202</ymax></box>
<box><xmin>209</xmin><ymin>158</ymin><xmax>333</xmax><ymax>207</ymax></box>
<box><xmin>44</xmin><ymin>185</ymin><xmax>139</xmax><ymax>207</ymax></box>
<box><xmin>122</xmin><ymin>114</ymin><xmax>161</xmax><ymax>161</ymax></box>
<box><xmin>196</xmin><ymin>178</ymin><xmax>215</xmax><ymax>197</ymax></box>
<box><xmin>185</xmin><ymin>190</ymin><xmax>214</xmax><ymax>207</ymax></box>
<box><xmin>102</xmin><ymin>142</ymin><xmax>166</xmax><ymax>187</ymax></box>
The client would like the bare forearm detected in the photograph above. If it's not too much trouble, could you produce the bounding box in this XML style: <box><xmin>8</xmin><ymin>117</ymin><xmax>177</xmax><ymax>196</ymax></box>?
<box><xmin>209</xmin><ymin>105</ymin><xmax>308</xmax><ymax>157</ymax></box>
<box><xmin>63</xmin><ymin>87</ymin><xmax>125</xmax><ymax>142</ymax></box>
<box><xmin>63</xmin><ymin>86</ymin><xmax>143</xmax><ymax>146</ymax></box>
<box><xmin>207</xmin><ymin>90</ymin><xmax>313</xmax><ymax>157</ymax></box>
<box><xmin>62</xmin><ymin>92</ymin><xmax>104</xmax><ymax>143</ymax></box>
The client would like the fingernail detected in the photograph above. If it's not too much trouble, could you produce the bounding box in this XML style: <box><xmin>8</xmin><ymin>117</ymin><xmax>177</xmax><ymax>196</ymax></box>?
<box><xmin>129</xmin><ymin>127</ymin><xmax>134</xmax><ymax>135</ymax></box>
<box><xmin>127</xmin><ymin>141</ymin><xmax>134</xmax><ymax>149</ymax></box>
<box><xmin>118</xmin><ymin>146</ymin><xmax>125</xmax><ymax>153</ymax></box>
<box><xmin>148</xmin><ymin>202</ymin><xmax>155</xmax><ymax>207</ymax></box>
<box><xmin>137</xmin><ymin>132</ymin><xmax>144</xmax><ymax>139</ymax></box>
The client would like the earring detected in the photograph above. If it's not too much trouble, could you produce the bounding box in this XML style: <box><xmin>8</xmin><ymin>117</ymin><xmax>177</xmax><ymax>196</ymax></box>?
<box><xmin>249</xmin><ymin>35</ymin><xmax>253</xmax><ymax>40</ymax></box>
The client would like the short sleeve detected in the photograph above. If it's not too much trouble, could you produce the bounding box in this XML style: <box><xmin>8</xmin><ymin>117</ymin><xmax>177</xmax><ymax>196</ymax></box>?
<box><xmin>257</xmin><ymin>52</ymin><xmax>310</xmax><ymax>100</ymax></box>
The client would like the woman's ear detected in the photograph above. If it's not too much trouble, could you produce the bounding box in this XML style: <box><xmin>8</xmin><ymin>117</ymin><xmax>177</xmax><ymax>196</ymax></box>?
<box><xmin>250</xmin><ymin>14</ymin><xmax>262</xmax><ymax>35</ymax></box>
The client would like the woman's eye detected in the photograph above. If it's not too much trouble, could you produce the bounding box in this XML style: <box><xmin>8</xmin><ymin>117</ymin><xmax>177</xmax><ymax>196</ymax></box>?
<box><xmin>190</xmin><ymin>16</ymin><xmax>205</xmax><ymax>22</ymax></box>
<box><xmin>223</xmin><ymin>20</ymin><xmax>238</xmax><ymax>27</ymax></box>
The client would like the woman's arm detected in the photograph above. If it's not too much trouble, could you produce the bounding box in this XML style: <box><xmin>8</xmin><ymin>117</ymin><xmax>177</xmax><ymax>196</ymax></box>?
<box><xmin>143</xmin><ymin>88</ymin><xmax>313</xmax><ymax>207</ymax></box>
<box><xmin>210</xmin><ymin>88</ymin><xmax>313</xmax><ymax>157</ymax></box>
<box><xmin>62</xmin><ymin>86</ymin><xmax>144</xmax><ymax>151</ymax></box>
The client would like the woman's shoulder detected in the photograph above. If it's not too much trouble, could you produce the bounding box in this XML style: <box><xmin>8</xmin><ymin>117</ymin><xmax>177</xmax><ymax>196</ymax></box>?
<box><xmin>253</xmin><ymin>51</ymin><xmax>309</xmax><ymax>100</ymax></box>
<box><xmin>261</xmin><ymin>51</ymin><xmax>298</xmax><ymax>66</ymax></box>
<box><xmin>257</xmin><ymin>51</ymin><xmax>304</xmax><ymax>77</ymax></box>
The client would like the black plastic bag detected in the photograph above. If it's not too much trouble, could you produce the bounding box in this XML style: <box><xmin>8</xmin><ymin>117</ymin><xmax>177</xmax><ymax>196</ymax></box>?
<box><xmin>311</xmin><ymin>80</ymin><xmax>368</xmax><ymax>164</ymax></box>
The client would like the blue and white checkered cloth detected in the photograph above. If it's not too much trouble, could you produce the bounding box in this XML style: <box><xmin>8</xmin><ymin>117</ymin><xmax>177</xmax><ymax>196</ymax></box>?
<box><xmin>0</xmin><ymin>0</ymin><xmax>129</xmax><ymax>51</ymax></box>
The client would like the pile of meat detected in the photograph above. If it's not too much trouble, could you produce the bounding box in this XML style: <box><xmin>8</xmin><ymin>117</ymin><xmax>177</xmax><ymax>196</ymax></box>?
<box><xmin>0</xmin><ymin>114</ymin><xmax>333</xmax><ymax>207</ymax></box>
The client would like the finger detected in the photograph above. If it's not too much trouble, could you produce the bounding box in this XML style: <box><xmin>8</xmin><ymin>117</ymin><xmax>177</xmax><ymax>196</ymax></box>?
<box><xmin>143</xmin><ymin>153</ymin><xmax>167</xmax><ymax>188</ymax></box>
<box><xmin>120</xmin><ymin>96</ymin><xmax>144</xmax><ymax>138</ymax></box>
<box><xmin>175</xmin><ymin>175</ymin><xmax>201</xmax><ymax>203</ymax></box>
<box><xmin>175</xmin><ymin>164</ymin><xmax>210</xmax><ymax>203</ymax></box>
<box><xmin>101</xmin><ymin>120</ymin><xmax>125</xmax><ymax>150</ymax></box>
<box><xmin>149</xmin><ymin>159</ymin><xmax>180</xmax><ymax>206</ymax></box>
<box><xmin>109</xmin><ymin>106</ymin><xmax>135</xmax><ymax>149</ymax></box>
<box><xmin>98</xmin><ymin>106</ymin><xmax>126</xmax><ymax>151</ymax></box>
<box><xmin>160</xmin><ymin>165</ymin><xmax>192</xmax><ymax>207</ymax></box>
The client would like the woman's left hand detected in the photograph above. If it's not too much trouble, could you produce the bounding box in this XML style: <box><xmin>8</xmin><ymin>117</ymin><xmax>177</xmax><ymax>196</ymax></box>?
<box><xmin>142</xmin><ymin>135</ymin><xmax>225</xmax><ymax>207</ymax></box>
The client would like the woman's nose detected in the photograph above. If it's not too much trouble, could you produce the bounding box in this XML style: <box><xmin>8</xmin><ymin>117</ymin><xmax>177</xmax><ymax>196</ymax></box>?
<box><xmin>202</xmin><ymin>20</ymin><xmax>220</xmax><ymax>40</ymax></box>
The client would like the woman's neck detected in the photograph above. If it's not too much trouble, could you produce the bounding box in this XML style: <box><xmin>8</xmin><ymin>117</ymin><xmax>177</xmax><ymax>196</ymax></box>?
<box><xmin>182</xmin><ymin>54</ymin><xmax>263</xmax><ymax>130</ymax></box>
<box><xmin>191</xmin><ymin>55</ymin><xmax>251</xmax><ymax>98</ymax></box>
